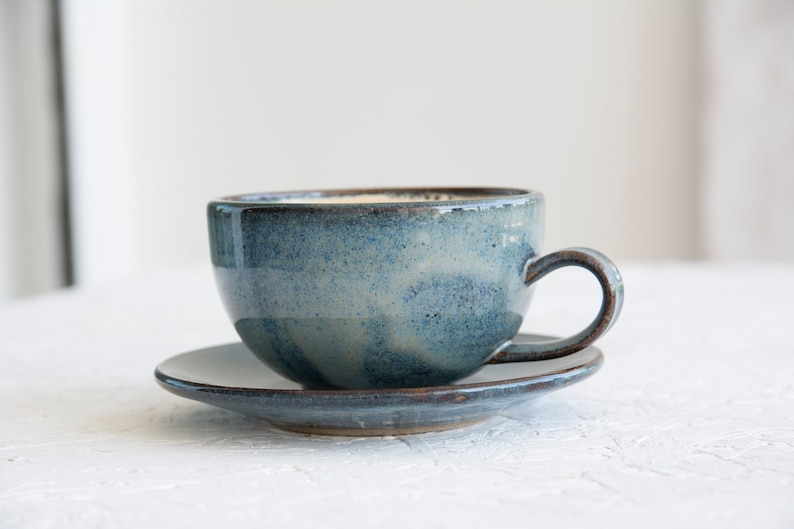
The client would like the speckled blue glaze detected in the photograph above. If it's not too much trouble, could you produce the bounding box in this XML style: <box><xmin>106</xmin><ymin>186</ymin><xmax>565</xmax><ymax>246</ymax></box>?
<box><xmin>208</xmin><ymin>188</ymin><xmax>544</xmax><ymax>389</ymax></box>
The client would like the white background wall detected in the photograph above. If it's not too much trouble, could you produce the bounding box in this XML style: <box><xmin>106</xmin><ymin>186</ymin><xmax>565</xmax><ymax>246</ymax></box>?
<box><xmin>59</xmin><ymin>0</ymin><xmax>700</xmax><ymax>289</ymax></box>
<box><xmin>9</xmin><ymin>0</ymin><xmax>791</xmax><ymax>299</ymax></box>
<box><xmin>701</xmin><ymin>0</ymin><xmax>794</xmax><ymax>261</ymax></box>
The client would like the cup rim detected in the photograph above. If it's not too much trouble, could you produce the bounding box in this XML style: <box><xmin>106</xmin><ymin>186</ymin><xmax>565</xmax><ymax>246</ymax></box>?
<box><xmin>210</xmin><ymin>187</ymin><xmax>540</xmax><ymax>210</ymax></box>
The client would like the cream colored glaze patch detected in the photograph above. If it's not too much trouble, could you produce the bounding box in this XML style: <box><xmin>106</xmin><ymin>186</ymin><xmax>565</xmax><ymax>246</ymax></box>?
<box><xmin>272</xmin><ymin>192</ymin><xmax>502</xmax><ymax>204</ymax></box>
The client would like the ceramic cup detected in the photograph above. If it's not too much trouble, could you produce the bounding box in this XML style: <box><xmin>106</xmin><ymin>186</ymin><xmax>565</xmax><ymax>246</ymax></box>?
<box><xmin>208</xmin><ymin>187</ymin><xmax>623</xmax><ymax>390</ymax></box>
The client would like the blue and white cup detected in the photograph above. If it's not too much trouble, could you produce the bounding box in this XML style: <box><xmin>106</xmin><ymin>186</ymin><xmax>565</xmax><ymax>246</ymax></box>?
<box><xmin>208</xmin><ymin>188</ymin><xmax>623</xmax><ymax>390</ymax></box>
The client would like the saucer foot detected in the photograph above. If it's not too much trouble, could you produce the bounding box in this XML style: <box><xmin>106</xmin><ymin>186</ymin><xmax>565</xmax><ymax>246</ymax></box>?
<box><xmin>272</xmin><ymin>417</ymin><xmax>486</xmax><ymax>437</ymax></box>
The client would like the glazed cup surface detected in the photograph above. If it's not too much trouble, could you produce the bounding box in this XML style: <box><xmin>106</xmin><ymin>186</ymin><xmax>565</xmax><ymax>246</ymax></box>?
<box><xmin>208</xmin><ymin>188</ymin><xmax>545</xmax><ymax>389</ymax></box>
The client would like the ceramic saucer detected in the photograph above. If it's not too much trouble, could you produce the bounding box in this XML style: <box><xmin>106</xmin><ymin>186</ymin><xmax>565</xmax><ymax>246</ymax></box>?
<box><xmin>154</xmin><ymin>333</ymin><xmax>603</xmax><ymax>436</ymax></box>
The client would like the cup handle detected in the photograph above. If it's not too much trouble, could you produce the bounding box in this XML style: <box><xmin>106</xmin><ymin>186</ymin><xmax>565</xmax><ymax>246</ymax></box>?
<box><xmin>489</xmin><ymin>247</ymin><xmax>624</xmax><ymax>363</ymax></box>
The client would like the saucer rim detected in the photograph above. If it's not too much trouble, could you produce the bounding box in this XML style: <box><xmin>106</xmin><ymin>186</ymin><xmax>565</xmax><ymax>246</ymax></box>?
<box><xmin>153</xmin><ymin>334</ymin><xmax>603</xmax><ymax>435</ymax></box>
<box><xmin>154</xmin><ymin>334</ymin><xmax>603</xmax><ymax>396</ymax></box>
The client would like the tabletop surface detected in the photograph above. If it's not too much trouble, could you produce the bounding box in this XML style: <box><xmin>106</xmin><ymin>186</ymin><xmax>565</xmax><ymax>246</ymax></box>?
<box><xmin>2</xmin><ymin>262</ymin><xmax>793</xmax><ymax>528</ymax></box>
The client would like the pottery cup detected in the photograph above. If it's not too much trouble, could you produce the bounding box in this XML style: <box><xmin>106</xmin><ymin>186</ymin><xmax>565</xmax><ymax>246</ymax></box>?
<box><xmin>207</xmin><ymin>187</ymin><xmax>623</xmax><ymax>390</ymax></box>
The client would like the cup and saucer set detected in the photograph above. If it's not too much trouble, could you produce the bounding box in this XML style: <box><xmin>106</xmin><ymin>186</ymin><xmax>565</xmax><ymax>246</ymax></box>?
<box><xmin>155</xmin><ymin>188</ymin><xmax>624</xmax><ymax>436</ymax></box>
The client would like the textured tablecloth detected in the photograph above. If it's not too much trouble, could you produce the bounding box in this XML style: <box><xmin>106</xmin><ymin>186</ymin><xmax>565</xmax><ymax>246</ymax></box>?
<box><xmin>2</xmin><ymin>262</ymin><xmax>793</xmax><ymax>528</ymax></box>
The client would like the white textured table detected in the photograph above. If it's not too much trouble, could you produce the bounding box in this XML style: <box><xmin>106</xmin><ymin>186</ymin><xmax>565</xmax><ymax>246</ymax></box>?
<box><xmin>2</xmin><ymin>262</ymin><xmax>793</xmax><ymax>528</ymax></box>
